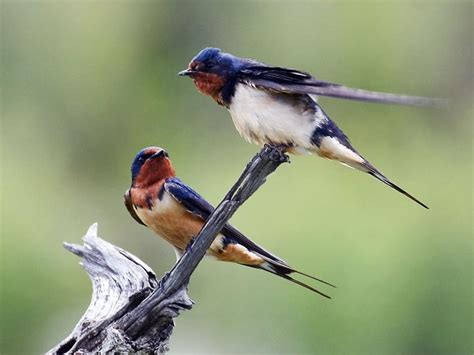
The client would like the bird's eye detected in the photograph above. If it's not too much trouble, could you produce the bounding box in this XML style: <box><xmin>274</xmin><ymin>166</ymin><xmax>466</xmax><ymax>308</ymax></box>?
<box><xmin>205</xmin><ymin>61</ymin><xmax>215</xmax><ymax>69</ymax></box>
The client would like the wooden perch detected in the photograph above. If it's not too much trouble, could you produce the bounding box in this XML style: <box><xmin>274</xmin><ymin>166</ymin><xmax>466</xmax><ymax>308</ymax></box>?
<box><xmin>48</xmin><ymin>145</ymin><xmax>288</xmax><ymax>354</ymax></box>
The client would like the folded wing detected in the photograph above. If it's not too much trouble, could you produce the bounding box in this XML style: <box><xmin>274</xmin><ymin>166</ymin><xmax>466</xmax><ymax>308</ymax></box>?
<box><xmin>124</xmin><ymin>189</ymin><xmax>146</xmax><ymax>226</ymax></box>
<box><xmin>163</xmin><ymin>177</ymin><xmax>284</xmax><ymax>263</ymax></box>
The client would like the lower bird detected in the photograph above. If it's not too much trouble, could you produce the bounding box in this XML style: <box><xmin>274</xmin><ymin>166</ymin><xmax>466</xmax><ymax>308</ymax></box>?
<box><xmin>124</xmin><ymin>146</ymin><xmax>335</xmax><ymax>298</ymax></box>
<box><xmin>178</xmin><ymin>47</ymin><xmax>435</xmax><ymax>209</ymax></box>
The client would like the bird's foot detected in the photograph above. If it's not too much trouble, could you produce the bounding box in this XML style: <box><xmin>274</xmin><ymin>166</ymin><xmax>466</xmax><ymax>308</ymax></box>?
<box><xmin>185</xmin><ymin>235</ymin><xmax>197</xmax><ymax>254</ymax></box>
<box><xmin>264</xmin><ymin>144</ymin><xmax>290</xmax><ymax>163</ymax></box>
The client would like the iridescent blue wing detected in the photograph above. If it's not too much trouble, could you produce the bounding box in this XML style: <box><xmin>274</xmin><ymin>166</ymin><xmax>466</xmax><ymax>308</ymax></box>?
<box><xmin>239</xmin><ymin>65</ymin><xmax>443</xmax><ymax>107</ymax></box>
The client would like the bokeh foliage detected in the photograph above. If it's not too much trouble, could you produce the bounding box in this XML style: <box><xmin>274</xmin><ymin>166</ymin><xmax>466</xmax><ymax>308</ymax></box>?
<box><xmin>1</xmin><ymin>1</ymin><xmax>472</xmax><ymax>354</ymax></box>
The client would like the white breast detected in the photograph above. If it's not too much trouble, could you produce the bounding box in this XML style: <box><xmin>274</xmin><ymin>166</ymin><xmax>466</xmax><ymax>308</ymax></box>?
<box><xmin>228</xmin><ymin>83</ymin><xmax>324</xmax><ymax>152</ymax></box>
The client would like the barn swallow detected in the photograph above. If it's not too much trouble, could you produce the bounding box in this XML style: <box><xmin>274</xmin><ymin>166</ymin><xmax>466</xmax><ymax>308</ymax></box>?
<box><xmin>178</xmin><ymin>47</ymin><xmax>436</xmax><ymax>209</ymax></box>
<box><xmin>124</xmin><ymin>147</ymin><xmax>335</xmax><ymax>298</ymax></box>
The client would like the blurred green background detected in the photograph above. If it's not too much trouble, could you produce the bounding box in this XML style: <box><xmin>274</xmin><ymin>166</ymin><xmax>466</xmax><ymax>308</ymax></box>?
<box><xmin>1</xmin><ymin>1</ymin><xmax>472</xmax><ymax>354</ymax></box>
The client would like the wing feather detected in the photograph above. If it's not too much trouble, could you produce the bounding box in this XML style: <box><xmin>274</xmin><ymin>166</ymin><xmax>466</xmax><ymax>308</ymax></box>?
<box><xmin>124</xmin><ymin>189</ymin><xmax>145</xmax><ymax>226</ymax></box>
<box><xmin>240</xmin><ymin>66</ymin><xmax>445</xmax><ymax>107</ymax></box>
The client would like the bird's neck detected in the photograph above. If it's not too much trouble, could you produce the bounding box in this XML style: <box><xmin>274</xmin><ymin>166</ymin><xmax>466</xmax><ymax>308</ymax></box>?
<box><xmin>193</xmin><ymin>72</ymin><xmax>224</xmax><ymax>97</ymax></box>
<box><xmin>133</xmin><ymin>161</ymin><xmax>175</xmax><ymax>189</ymax></box>
<box><xmin>193</xmin><ymin>74</ymin><xmax>237</xmax><ymax>108</ymax></box>
<box><xmin>219</xmin><ymin>77</ymin><xmax>238</xmax><ymax>108</ymax></box>
<box><xmin>130</xmin><ymin>180</ymin><xmax>165</xmax><ymax>210</ymax></box>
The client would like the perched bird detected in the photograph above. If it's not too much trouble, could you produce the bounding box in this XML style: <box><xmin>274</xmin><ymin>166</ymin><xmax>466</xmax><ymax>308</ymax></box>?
<box><xmin>124</xmin><ymin>146</ymin><xmax>335</xmax><ymax>298</ymax></box>
<box><xmin>178</xmin><ymin>47</ymin><xmax>436</xmax><ymax>209</ymax></box>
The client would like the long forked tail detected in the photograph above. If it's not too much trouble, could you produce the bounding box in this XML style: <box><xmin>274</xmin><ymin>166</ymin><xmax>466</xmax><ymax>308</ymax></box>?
<box><xmin>363</xmin><ymin>162</ymin><xmax>429</xmax><ymax>209</ymax></box>
<box><xmin>257</xmin><ymin>258</ymin><xmax>336</xmax><ymax>299</ymax></box>
<box><xmin>276</xmin><ymin>273</ymin><xmax>332</xmax><ymax>299</ymax></box>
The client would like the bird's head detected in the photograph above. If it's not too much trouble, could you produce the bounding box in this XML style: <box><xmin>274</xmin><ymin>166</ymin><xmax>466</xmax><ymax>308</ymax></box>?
<box><xmin>131</xmin><ymin>147</ymin><xmax>175</xmax><ymax>187</ymax></box>
<box><xmin>178</xmin><ymin>47</ymin><xmax>241</xmax><ymax>101</ymax></box>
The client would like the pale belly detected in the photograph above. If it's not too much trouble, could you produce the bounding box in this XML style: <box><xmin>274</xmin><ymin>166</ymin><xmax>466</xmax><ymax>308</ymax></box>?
<box><xmin>228</xmin><ymin>83</ymin><xmax>324</xmax><ymax>153</ymax></box>
<box><xmin>134</xmin><ymin>192</ymin><xmax>229</xmax><ymax>257</ymax></box>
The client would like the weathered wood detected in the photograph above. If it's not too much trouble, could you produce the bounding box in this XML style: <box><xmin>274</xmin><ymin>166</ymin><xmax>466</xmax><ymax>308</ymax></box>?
<box><xmin>48</xmin><ymin>145</ymin><xmax>287</xmax><ymax>354</ymax></box>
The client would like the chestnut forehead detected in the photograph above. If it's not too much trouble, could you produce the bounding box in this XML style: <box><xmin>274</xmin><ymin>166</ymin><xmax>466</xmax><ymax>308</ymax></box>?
<box><xmin>189</xmin><ymin>60</ymin><xmax>202</xmax><ymax>69</ymax></box>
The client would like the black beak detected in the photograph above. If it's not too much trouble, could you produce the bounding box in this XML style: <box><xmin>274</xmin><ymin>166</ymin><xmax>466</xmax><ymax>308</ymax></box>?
<box><xmin>151</xmin><ymin>150</ymin><xmax>168</xmax><ymax>159</ymax></box>
<box><xmin>178</xmin><ymin>69</ymin><xmax>196</xmax><ymax>76</ymax></box>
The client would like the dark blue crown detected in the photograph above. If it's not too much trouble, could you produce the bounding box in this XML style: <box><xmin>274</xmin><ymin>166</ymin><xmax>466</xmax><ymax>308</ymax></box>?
<box><xmin>131</xmin><ymin>148</ymin><xmax>153</xmax><ymax>181</ymax></box>
<box><xmin>193</xmin><ymin>47</ymin><xmax>222</xmax><ymax>62</ymax></box>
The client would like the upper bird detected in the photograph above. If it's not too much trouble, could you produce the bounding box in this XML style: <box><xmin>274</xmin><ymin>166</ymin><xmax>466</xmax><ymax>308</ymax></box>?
<box><xmin>178</xmin><ymin>47</ymin><xmax>434</xmax><ymax>209</ymax></box>
<box><xmin>124</xmin><ymin>146</ymin><xmax>335</xmax><ymax>298</ymax></box>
